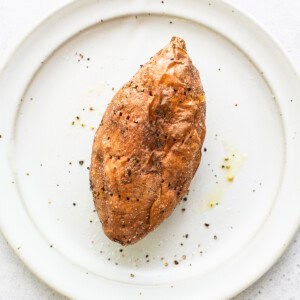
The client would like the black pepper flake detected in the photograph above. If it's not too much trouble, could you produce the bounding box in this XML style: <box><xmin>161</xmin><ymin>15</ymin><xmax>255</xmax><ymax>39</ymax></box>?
<box><xmin>161</xmin><ymin>0</ymin><xmax>164</xmax><ymax>3</ymax></box>
<box><xmin>0</xmin><ymin>134</ymin><xmax>2</xmax><ymax>138</ymax></box>
<box><xmin>79</xmin><ymin>160</ymin><xmax>84</xmax><ymax>165</ymax></box>
<box><xmin>89</xmin><ymin>220</ymin><xmax>93</xmax><ymax>223</ymax></box>
<box><xmin>204</xmin><ymin>223</ymin><xmax>210</xmax><ymax>228</ymax></box>
<box><xmin>145</xmin><ymin>254</ymin><xmax>149</xmax><ymax>258</ymax></box>
<box><xmin>180</xmin><ymin>243</ymin><xmax>183</xmax><ymax>246</ymax></box>
<box><xmin>50</xmin><ymin>245</ymin><xmax>53</xmax><ymax>248</ymax></box>
<box><xmin>183</xmin><ymin>197</ymin><xmax>187</xmax><ymax>201</ymax></box>
<box><xmin>119</xmin><ymin>249</ymin><xmax>123</xmax><ymax>252</ymax></box>
<box><xmin>181</xmin><ymin>208</ymin><xmax>186</xmax><ymax>212</ymax></box>
<box><xmin>184</xmin><ymin>234</ymin><xmax>189</xmax><ymax>238</ymax></box>
<box><xmin>169</xmin><ymin>21</ymin><xmax>173</xmax><ymax>24</ymax></box>
<box><xmin>218</xmin><ymin>68</ymin><xmax>221</xmax><ymax>71</ymax></box>
<box><xmin>174</xmin><ymin>260</ymin><xmax>179</xmax><ymax>265</ymax></box>
<box><xmin>187</xmin><ymin>87</ymin><xmax>191</xmax><ymax>91</ymax></box>
<box><xmin>73</xmin><ymin>203</ymin><xmax>76</xmax><ymax>206</ymax></box>
<box><xmin>87</xmin><ymin>166</ymin><xmax>90</xmax><ymax>170</ymax></box>
<box><xmin>214</xmin><ymin>235</ymin><xmax>218</xmax><ymax>240</ymax></box>
<box><xmin>204</xmin><ymin>148</ymin><xmax>207</xmax><ymax>152</ymax></box>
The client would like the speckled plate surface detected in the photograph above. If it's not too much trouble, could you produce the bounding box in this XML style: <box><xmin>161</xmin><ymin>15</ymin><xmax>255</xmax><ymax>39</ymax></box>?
<box><xmin>0</xmin><ymin>0</ymin><xmax>299</xmax><ymax>299</ymax></box>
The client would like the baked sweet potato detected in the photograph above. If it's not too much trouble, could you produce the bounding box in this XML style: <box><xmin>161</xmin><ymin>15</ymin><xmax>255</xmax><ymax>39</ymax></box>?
<box><xmin>90</xmin><ymin>36</ymin><xmax>206</xmax><ymax>245</ymax></box>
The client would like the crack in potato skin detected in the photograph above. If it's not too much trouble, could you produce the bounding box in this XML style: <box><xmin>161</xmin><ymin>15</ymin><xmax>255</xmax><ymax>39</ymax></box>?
<box><xmin>90</xmin><ymin>37</ymin><xmax>206</xmax><ymax>245</ymax></box>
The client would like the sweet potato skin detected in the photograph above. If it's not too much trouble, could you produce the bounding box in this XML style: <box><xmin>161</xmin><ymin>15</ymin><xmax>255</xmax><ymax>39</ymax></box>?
<box><xmin>90</xmin><ymin>37</ymin><xmax>206</xmax><ymax>245</ymax></box>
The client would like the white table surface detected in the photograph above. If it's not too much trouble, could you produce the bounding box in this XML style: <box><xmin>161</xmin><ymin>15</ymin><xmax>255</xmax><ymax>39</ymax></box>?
<box><xmin>0</xmin><ymin>0</ymin><xmax>299</xmax><ymax>299</ymax></box>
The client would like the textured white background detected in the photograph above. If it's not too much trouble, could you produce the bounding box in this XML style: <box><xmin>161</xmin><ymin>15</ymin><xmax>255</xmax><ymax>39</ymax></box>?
<box><xmin>0</xmin><ymin>0</ymin><xmax>299</xmax><ymax>299</ymax></box>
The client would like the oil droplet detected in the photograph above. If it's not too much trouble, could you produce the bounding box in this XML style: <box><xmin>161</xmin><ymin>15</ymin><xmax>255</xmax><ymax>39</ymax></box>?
<box><xmin>200</xmin><ymin>141</ymin><xmax>246</xmax><ymax>211</ymax></box>
<box><xmin>221</xmin><ymin>142</ymin><xmax>246</xmax><ymax>182</ymax></box>
<box><xmin>200</xmin><ymin>187</ymin><xmax>224</xmax><ymax>212</ymax></box>
<box><xmin>227</xmin><ymin>175</ymin><xmax>234</xmax><ymax>182</ymax></box>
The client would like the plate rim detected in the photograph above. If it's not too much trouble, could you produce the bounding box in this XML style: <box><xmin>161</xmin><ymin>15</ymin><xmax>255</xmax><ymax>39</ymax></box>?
<box><xmin>0</xmin><ymin>0</ymin><xmax>299</xmax><ymax>299</ymax></box>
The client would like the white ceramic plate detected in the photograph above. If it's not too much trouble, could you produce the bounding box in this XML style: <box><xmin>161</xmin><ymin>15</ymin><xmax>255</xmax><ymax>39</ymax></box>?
<box><xmin>0</xmin><ymin>0</ymin><xmax>299</xmax><ymax>299</ymax></box>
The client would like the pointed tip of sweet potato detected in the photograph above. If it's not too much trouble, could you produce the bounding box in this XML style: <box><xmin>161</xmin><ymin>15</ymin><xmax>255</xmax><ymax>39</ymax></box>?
<box><xmin>170</xmin><ymin>36</ymin><xmax>186</xmax><ymax>50</ymax></box>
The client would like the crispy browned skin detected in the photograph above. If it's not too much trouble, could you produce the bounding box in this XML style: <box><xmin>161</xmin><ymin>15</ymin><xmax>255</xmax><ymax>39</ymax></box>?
<box><xmin>90</xmin><ymin>37</ymin><xmax>206</xmax><ymax>245</ymax></box>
